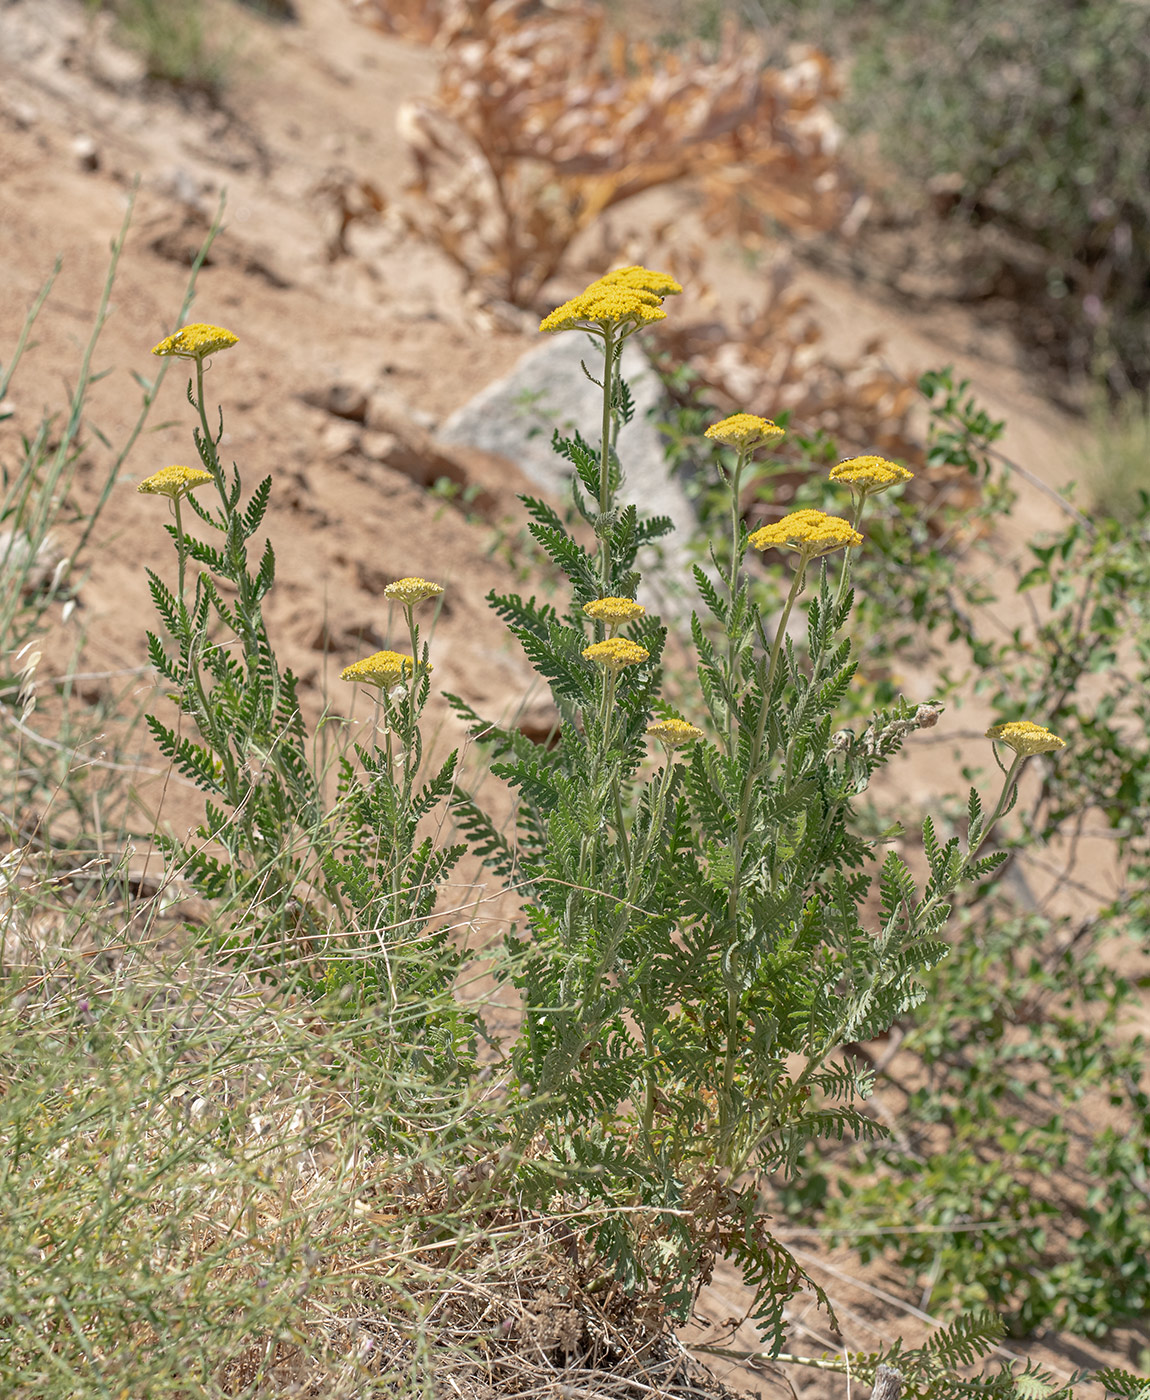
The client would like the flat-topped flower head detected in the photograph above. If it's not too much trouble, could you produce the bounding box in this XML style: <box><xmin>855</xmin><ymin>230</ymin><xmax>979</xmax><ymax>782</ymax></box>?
<box><xmin>986</xmin><ymin>721</ymin><xmax>1066</xmax><ymax>757</ymax></box>
<box><xmin>749</xmin><ymin>509</ymin><xmax>863</xmax><ymax>559</ymax></box>
<box><xmin>540</xmin><ymin>284</ymin><xmax>667</xmax><ymax>336</ymax></box>
<box><xmin>583</xmin><ymin>596</ymin><xmax>646</xmax><ymax>628</ymax></box>
<box><xmin>340</xmin><ymin>650</ymin><xmax>426</xmax><ymax>691</ymax></box>
<box><xmin>137</xmin><ymin>465</ymin><xmax>215</xmax><ymax>500</ymax></box>
<box><xmin>151</xmin><ymin>323</ymin><xmax>238</xmax><ymax>361</ymax></box>
<box><xmin>583</xmin><ymin>637</ymin><xmax>650</xmax><ymax>672</ymax></box>
<box><xmin>594</xmin><ymin>265</ymin><xmax>683</xmax><ymax>298</ymax></box>
<box><xmin>705</xmin><ymin>413</ymin><xmax>786</xmax><ymax>454</ymax></box>
<box><xmin>830</xmin><ymin>455</ymin><xmax>914</xmax><ymax>495</ymax></box>
<box><xmin>646</xmin><ymin>717</ymin><xmax>705</xmax><ymax>749</ymax></box>
<box><xmin>383</xmin><ymin>577</ymin><xmax>445</xmax><ymax>608</ymax></box>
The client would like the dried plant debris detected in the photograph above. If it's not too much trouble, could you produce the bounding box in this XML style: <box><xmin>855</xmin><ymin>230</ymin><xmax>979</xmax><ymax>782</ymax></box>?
<box><xmin>352</xmin><ymin>0</ymin><xmax>851</xmax><ymax>306</ymax></box>
<box><xmin>655</xmin><ymin>262</ymin><xmax>921</xmax><ymax>463</ymax></box>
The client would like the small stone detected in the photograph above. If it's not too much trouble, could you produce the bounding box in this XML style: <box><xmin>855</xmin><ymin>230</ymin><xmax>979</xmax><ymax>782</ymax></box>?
<box><xmin>302</xmin><ymin>377</ymin><xmax>372</xmax><ymax>421</ymax></box>
<box><xmin>366</xmin><ymin>388</ymin><xmax>434</xmax><ymax>433</ymax></box>
<box><xmin>360</xmin><ymin>430</ymin><xmax>399</xmax><ymax>462</ymax></box>
<box><xmin>321</xmin><ymin>421</ymin><xmax>360</xmax><ymax>458</ymax></box>
<box><xmin>6</xmin><ymin>101</ymin><xmax>39</xmax><ymax>129</ymax></box>
<box><xmin>72</xmin><ymin>134</ymin><xmax>99</xmax><ymax>172</ymax></box>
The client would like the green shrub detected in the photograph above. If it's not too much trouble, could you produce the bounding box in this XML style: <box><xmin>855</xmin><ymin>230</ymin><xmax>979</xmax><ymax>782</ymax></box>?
<box><xmin>767</xmin><ymin>0</ymin><xmax>1150</xmax><ymax>390</ymax></box>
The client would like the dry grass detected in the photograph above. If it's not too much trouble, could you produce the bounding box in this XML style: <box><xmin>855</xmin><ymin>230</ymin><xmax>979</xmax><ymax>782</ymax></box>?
<box><xmin>0</xmin><ymin>856</ymin><xmax>755</xmax><ymax>1398</ymax></box>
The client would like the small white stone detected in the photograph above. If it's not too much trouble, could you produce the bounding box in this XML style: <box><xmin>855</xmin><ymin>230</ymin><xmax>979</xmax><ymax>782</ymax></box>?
<box><xmin>71</xmin><ymin>134</ymin><xmax>99</xmax><ymax>172</ymax></box>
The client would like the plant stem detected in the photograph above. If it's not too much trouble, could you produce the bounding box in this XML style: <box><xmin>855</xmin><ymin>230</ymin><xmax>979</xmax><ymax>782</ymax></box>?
<box><xmin>724</xmin><ymin>446</ymin><xmax>750</xmax><ymax>753</ymax></box>
<box><xmin>719</xmin><ymin>555</ymin><xmax>811</xmax><ymax>1137</ymax></box>
<box><xmin>764</xmin><ymin>555</ymin><xmax>809</xmax><ymax>706</ymax></box>
<box><xmin>598</xmin><ymin>326</ymin><xmax>616</xmax><ymax>591</ymax></box>
<box><xmin>194</xmin><ymin>359</ymin><xmax>222</xmax><ymax>487</ymax></box>
<box><xmin>972</xmin><ymin>753</ymin><xmax>1025</xmax><ymax>863</ymax></box>
<box><xmin>172</xmin><ymin>495</ymin><xmax>189</xmax><ymax>616</ymax></box>
<box><xmin>833</xmin><ymin>490</ymin><xmax>867</xmax><ymax>614</ymax></box>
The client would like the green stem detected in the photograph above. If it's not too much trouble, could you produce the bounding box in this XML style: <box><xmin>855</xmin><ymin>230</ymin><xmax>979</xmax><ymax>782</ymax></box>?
<box><xmin>763</xmin><ymin>555</ymin><xmax>809</xmax><ymax>717</ymax></box>
<box><xmin>612</xmin><ymin>778</ymin><xmax>631</xmax><ymax>884</ymax></box>
<box><xmin>194</xmin><ymin>359</ymin><xmax>222</xmax><ymax>488</ymax></box>
<box><xmin>633</xmin><ymin>745</ymin><xmax>682</xmax><ymax>1149</ymax></box>
<box><xmin>404</xmin><ymin>605</ymin><xmax>422</xmax><ymax>801</ymax></box>
<box><xmin>783</xmin><ymin>514</ymin><xmax>863</xmax><ymax>785</ymax></box>
<box><xmin>724</xmin><ymin>447</ymin><xmax>750</xmax><ymax>754</ymax></box>
<box><xmin>720</xmin><ymin>554</ymin><xmax>810</xmax><ymax>1135</ymax></box>
<box><xmin>832</xmin><ymin>490</ymin><xmax>867</xmax><ymax>614</ymax></box>
<box><xmin>172</xmin><ymin>495</ymin><xmax>188</xmax><ymax>616</ymax></box>
<box><xmin>973</xmin><ymin>752</ymin><xmax>1025</xmax><ymax>862</ymax></box>
<box><xmin>598</xmin><ymin>327</ymin><xmax>616</xmax><ymax>591</ymax></box>
<box><xmin>628</xmin><ymin>746</ymin><xmax>677</xmax><ymax>904</ymax></box>
<box><xmin>642</xmin><ymin>1070</ymin><xmax>657</xmax><ymax>1144</ymax></box>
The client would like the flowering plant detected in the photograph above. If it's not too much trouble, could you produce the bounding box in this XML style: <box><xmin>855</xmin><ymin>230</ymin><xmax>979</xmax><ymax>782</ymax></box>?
<box><xmin>138</xmin><ymin>278</ymin><xmax>1066</xmax><ymax>1357</ymax></box>
<box><xmin>443</xmin><ymin>272</ymin><xmax>1060</xmax><ymax>1333</ymax></box>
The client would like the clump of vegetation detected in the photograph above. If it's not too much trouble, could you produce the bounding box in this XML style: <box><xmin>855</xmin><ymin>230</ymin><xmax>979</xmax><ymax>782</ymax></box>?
<box><xmin>668</xmin><ymin>358</ymin><xmax>1150</xmax><ymax>1346</ymax></box>
<box><xmin>372</xmin><ymin>0</ymin><xmax>846</xmax><ymax>306</ymax></box>
<box><xmin>1082</xmin><ymin>390</ymin><xmax>1150</xmax><ymax>522</ymax></box>
<box><xmin>3</xmin><ymin>224</ymin><xmax>1150</xmax><ymax>1399</ymax></box>
<box><xmin>100</xmin><ymin>0</ymin><xmax>240</xmax><ymax>98</ymax></box>
<box><xmin>766</xmin><ymin>0</ymin><xmax>1150</xmax><ymax>392</ymax></box>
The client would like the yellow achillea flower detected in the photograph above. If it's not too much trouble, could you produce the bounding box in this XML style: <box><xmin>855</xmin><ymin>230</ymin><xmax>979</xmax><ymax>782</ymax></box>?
<box><xmin>705</xmin><ymin>413</ymin><xmax>785</xmax><ymax>453</ymax></box>
<box><xmin>583</xmin><ymin>596</ymin><xmax>646</xmax><ymax>626</ymax></box>
<box><xmin>749</xmin><ymin>509</ymin><xmax>863</xmax><ymax>558</ymax></box>
<box><xmin>340</xmin><ymin>650</ymin><xmax>426</xmax><ymax>690</ymax></box>
<box><xmin>540</xmin><ymin>285</ymin><xmax>667</xmax><ymax>335</ymax></box>
<box><xmin>383</xmin><ymin>577</ymin><xmax>445</xmax><ymax>607</ymax></box>
<box><xmin>646</xmin><ymin>717</ymin><xmax>705</xmax><ymax>748</ymax></box>
<box><xmin>986</xmin><ymin>721</ymin><xmax>1066</xmax><ymax>757</ymax></box>
<box><xmin>594</xmin><ymin>265</ymin><xmax>683</xmax><ymax>298</ymax></box>
<box><xmin>583</xmin><ymin>638</ymin><xmax>650</xmax><ymax>672</ymax></box>
<box><xmin>830</xmin><ymin>455</ymin><xmax>914</xmax><ymax>494</ymax></box>
<box><xmin>151</xmin><ymin>323</ymin><xmax>239</xmax><ymax>360</ymax></box>
<box><xmin>137</xmin><ymin>465</ymin><xmax>215</xmax><ymax>499</ymax></box>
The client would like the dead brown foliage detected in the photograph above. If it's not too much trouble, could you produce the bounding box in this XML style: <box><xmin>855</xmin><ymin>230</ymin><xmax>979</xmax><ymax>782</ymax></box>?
<box><xmin>655</xmin><ymin>258</ymin><xmax>923</xmax><ymax>465</ymax></box>
<box><xmin>351</xmin><ymin>0</ymin><xmax>851</xmax><ymax>306</ymax></box>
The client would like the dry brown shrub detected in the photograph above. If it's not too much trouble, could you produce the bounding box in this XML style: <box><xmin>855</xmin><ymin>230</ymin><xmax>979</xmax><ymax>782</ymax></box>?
<box><xmin>351</xmin><ymin>0</ymin><xmax>851</xmax><ymax>306</ymax></box>
<box><xmin>655</xmin><ymin>259</ymin><xmax>922</xmax><ymax>464</ymax></box>
<box><xmin>650</xmin><ymin>259</ymin><xmax>983</xmax><ymax>522</ymax></box>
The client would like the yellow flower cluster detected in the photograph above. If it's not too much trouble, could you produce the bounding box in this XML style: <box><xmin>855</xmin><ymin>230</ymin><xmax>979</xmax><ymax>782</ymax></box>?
<box><xmin>151</xmin><ymin>323</ymin><xmax>239</xmax><ymax>361</ymax></box>
<box><xmin>646</xmin><ymin>717</ymin><xmax>705</xmax><ymax>748</ymax></box>
<box><xmin>340</xmin><ymin>651</ymin><xmax>425</xmax><ymax>690</ymax></box>
<box><xmin>137</xmin><ymin>465</ymin><xmax>215</xmax><ymax>499</ymax></box>
<box><xmin>749</xmin><ymin>509</ymin><xmax>863</xmax><ymax>558</ymax></box>
<box><xmin>539</xmin><ymin>266</ymin><xmax>680</xmax><ymax>335</ymax></box>
<box><xmin>596</xmin><ymin>265</ymin><xmax>683</xmax><ymax>298</ymax></box>
<box><xmin>541</xmin><ymin>287</ymin><xmax>665</xmax><ymax>335</ymax></box>
<box><xmin>830</xmin><ymin>456</ymin><xmax>914</xmax><ymax>494</ymax></box>
<box><xmin>582</xmin><ymin>638</ymin><xmax>650</xmax><ymax>672</ymax></box>
<box><xmin>705</xmin><ymin>413</ymin><xmax>785</xmax><ymax>452</ymax></box>
<box><xmin>583</xmin><ymin>596</ymin><xmax>646</xmax><ymax>626</ymax></box>
<box><xmin>985</xmin><ymin>721</ymin><xmax>1066</xmax><ymax>757</ymax></box>
<box><xmin>383</xmin><ymin>577</ymin><xmax>445</xmax><ymax>607</ymax></box>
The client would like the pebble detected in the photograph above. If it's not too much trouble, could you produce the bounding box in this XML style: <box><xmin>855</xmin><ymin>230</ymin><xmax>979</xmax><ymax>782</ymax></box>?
<box><xmin>72</xmin><ymin>134</ymin><xmax>99</xmax><ymax>171</ymax></box>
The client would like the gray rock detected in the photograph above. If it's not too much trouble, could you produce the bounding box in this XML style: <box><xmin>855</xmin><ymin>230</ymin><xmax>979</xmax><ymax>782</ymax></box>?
<box><xmin>438</xmin><ymin>334</ymin><xmax>699</xmax><ymax>615</ymax></box>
